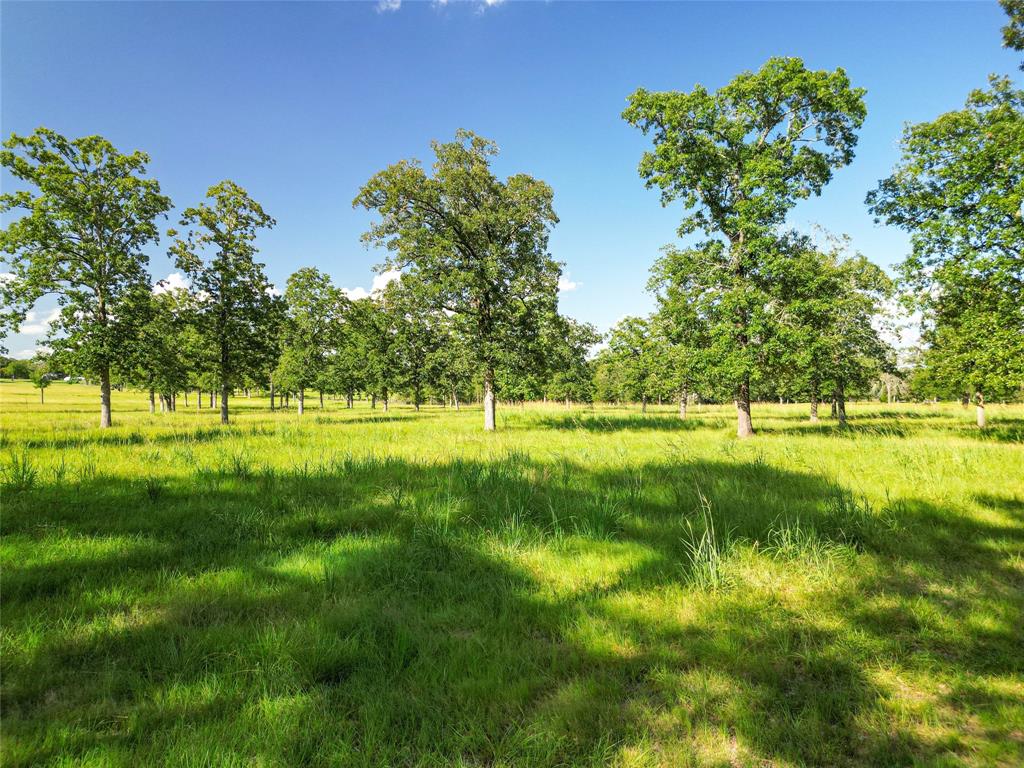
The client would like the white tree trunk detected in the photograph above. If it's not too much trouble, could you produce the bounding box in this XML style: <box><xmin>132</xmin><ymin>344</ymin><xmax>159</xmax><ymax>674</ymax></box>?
<box><xmin>735</xmin><ymin>378</ymin><xmax>753</xmax><ymax>438</ymax></box>
<box><xmin>976</xmin><ymin>391</ymin><xmax>986</xmax><ymax>428</ymax></box>
<box><xmin>483</xmin><ymin>368</ymin><xmax>496</xmax><ymax>431</ymax></box>
<box><xmin>99</xmin><ymin>366</ymin><xmax>112</xmax><ymax>428</ymax></box>
<box><xmin>298</xmin><ymin>387</ymin><xmax>305</xmax><ymax>416</ymax></box>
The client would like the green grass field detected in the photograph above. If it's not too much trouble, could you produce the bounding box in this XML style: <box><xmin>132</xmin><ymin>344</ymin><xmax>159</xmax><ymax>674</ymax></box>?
<box><xmin>1</xmin><ymin>381</ymin><xmax>1022</xmax><ymax>767</ymax></box>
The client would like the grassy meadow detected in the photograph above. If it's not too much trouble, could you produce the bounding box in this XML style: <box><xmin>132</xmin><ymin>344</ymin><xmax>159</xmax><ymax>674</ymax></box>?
<box><xmin>1</xmin><ymin>381</ymin><xmax>1022</xmax><ymax>767</ymax></box>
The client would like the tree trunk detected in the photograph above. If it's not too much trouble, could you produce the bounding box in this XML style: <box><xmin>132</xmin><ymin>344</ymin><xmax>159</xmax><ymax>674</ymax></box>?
<box><xmin>347</xmin><ymin>391</ymin><xmax>354</xmax><ymax>409</ymax></box>
<box><xmin>678</xmin><ymin>389</ymin><xmax>688</xmax><ymax>420</ymax></box>
<box><xmin>975</xmin><ymin>391</ymin><xmax>986</xmax><ymax>428</ymax></box>
<box><xmin>836</xmin><ymin>383</ymin><xmax>847</xmax><ymax>427</ymax></box>
<box><xmin>371</xmin><ymin>394</ymin><xmax>376</xmax><ymax>409</ymax></box>
<box><xmin>810</xmin><ymin>382</ymin><xmax>819</xmax><ymax>423</ymax></box>
<box><xmin>220</xmin><ymin>383</ymin><xmax>229</xmax><ymax>425</ymax></box>
<box><xmin>99</xmin><ymin>366</ymin><xmax>112</xmax><ymax>428</ymax></box>
<box><xmin>453</xmin><ymin>387</ymin><xmax>460</xmax><ymax>412</ymax></box>
<box><xmin>40</xmin><ymin>388</ymin><xmax>44</xmax><ymax>404</ymax></box>
<box><xmin>197</xmin><ymin>389</ymin><xmax>202</xmax><ymax>409</ymax></box>
<box><xmin>641</xmin><ymin>395</ymin><xmax>647</xmax><ymax>414</ymax></box>
<box><xmin>566</xmin><ymin>396</ymin><xmax>571</xmax><ymax>409</ymax></box>
<box><xmin>319</xmin><ymin>390</ymin><xmax>324</xmax><ymax>409</ymax></box>
<box><xmin>184</xmin><ymin>390</ymin><xmax>188</xmax><ymax>408</ymax></box>
<box><xmin>298</xmin><ymin>387</ymin><xmax>305</xmax><ymax>416</ymax></box>
<box><xmin>483</xmin><ymin>366</ymin><xmax>496</xmax><ymax>431</ymax></box>
<box><xmin>149</xmin><ymin>389</ymin><xmax>156</xmax><ymax>414</ymax></box>
<box><xmin>735</xmin><ymin>377</ymin><xmax>753</xmax><ymax>438</ymax></box>
<box><xmin>382</xmin><ymin>388</ymin><xmax>389</xmax><ymax>412</ymax></box>
<box><xmin>209</xmin><ymin>391</ymin><xmax>214</xmax><ymax>408</ymax></box>
<box><xmin>270</xmin><ymin>381</ymin><xmax>275</xmax><ymax>410</ymax></box>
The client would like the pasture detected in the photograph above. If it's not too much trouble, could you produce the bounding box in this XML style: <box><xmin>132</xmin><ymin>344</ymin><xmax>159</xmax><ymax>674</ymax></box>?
<box><xmin>1</xmin><ymin>382</ymin><xmax>1022</xmax><ymax>767</ymax></box>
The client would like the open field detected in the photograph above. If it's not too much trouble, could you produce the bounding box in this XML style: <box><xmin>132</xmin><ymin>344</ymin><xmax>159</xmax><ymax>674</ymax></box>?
<box><xmin>1</xmin><ymin>382</ymin><xmax>1022</xmax><ymax>767</ymax></box>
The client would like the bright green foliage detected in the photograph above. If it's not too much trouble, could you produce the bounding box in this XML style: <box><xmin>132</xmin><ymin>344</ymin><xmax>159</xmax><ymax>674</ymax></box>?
<box><xmin>354</xmin><ymin>129</ymin><xmax>561</xmax><ymax>430</ymax></box>
<box><xmin>347</xmin><ymin>296</ymin><xmax>401</xmax><ymax>409</ymax></box>
<box><xmin>169</xmin><ymin>181</ymin><xmax>279</xmax><ymax>424</ymax></box>
<box><xmin>380</xmin><ymin>277</ymin><xmax>445</xmax><ymax>411</ymax></box>
<box><xmin>542</xmin><ymin>315</ymin><xmax>600</xmax><ymax>404</ymax></box>
<box><xmin>0</xmin><ymin>128</ymin><xmax>172</xmax><ymax>426</ymax></box>
<box><xmin>27</xmin><ymin>361</ymin><xmax>49</xmax><ymax>403</ymax></box>
<box><xmin>774</xmin><ymin>234</ymin><xmax>894</xmax><ymax>419</ymax></box>
<box><xmin>624</xmin><ymin>58</ymin><xmax>866</xmax><ymax>435</ymax></box>
<box><xmin>121</xmin><ymin>285</ymin><xmax>195</xmax><ymax>410</ymax></box>
<box><xmin>275</xmin><ymin>267</ymin><xmax>348</xmax><ymax>413</ymax></box>
<box><xmin>867</xmin><ymin>77</ymin><xmax>1024</xmax><ymax>405</ymax></box>
<box><xmin>597</xmin><ymin>316</ymin><xmax>667</xmax><ymax>408</ymax></box>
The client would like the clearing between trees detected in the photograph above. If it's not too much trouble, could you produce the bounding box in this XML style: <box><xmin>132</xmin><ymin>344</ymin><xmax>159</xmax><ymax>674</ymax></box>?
<box><xmin>2</xmin><ymin>382</ymin><xmax>1022</xmax><ymax>767</ymax></box>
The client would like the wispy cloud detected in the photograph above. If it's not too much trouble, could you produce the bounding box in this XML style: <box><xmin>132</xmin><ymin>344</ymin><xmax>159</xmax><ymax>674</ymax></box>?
<box><xmin>20</xmin><ymin>308</ymin><xmax>61</xmax><ymax>334</ymax></box>
<box><xmin>557</xmin><ymin>274</ymin><xmax>578</xmax><ymax>293</ymax></box>
<box><xmin>377</xmin><ymin>0</ymin><xmax>402</xmax><ymax>12</ymax></box>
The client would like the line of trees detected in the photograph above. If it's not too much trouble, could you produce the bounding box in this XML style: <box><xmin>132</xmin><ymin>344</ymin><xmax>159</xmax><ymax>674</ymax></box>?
<box><xmin>1</xmin><ymin>8</ymin><xmax>1020</xmax><ymax>433</ymax></box>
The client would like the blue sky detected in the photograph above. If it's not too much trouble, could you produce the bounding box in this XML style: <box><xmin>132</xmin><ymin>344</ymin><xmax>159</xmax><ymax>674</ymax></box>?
<box><xmin>1</xmin><ymin>1</ymin><xmax>1017</xmax><ymax>358</ymax></box>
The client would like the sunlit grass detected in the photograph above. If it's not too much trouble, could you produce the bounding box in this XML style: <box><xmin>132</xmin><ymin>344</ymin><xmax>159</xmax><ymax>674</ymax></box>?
<box><xmin>1</xmin><ymin>381</ymin><xmax>1022</xmax><ymax>766</ymax></box>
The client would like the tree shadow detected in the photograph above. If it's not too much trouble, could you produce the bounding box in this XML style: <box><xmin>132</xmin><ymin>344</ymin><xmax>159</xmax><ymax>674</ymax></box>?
<box><xmin>2</xmin><ymin>453</ymin><xmax>1021</xmax><ymax>765</ymax></box>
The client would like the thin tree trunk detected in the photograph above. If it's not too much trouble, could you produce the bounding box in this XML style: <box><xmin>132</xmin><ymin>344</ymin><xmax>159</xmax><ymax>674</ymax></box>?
<box><xmin>197</xmin><ymin>389</ymin><xmax>202</xmax><ymax>410</ymax></box>
<box><xmin>975</xmin><ymin>391</ymin><xmax>986</xmax><ymax>428</ymax></box>
<box><xmin>40</xmin><ymin>388</ymin><xmax>44</xmax><ymax>404</ymax></box>
<box><xmin>453</xmin><ymin>387</ymin><xmax>460</xmax><ymax>412</ymax></box>
<box><xmin>836</xmin><ymin>383</ymin><xmax>847</xmax><ymax>427</ymax></box>
<box><xmin>809</xmin><ymin>382</ymin><xmax>819</xmax><ymax>423</ymax></box>
<box><xmin>209</xmin><ymin>391</ymin><xmax>214</xmax><ymax>409</ymax></box>
<box><xmin>736</xmin><ymin>376</ymin><xmax>754</xmax><ymax>438</ymax></box>
<box><xmin>382</xmin><ymin>388</ymin><xmax>389</xmax><ymax>412</ymax></box>
<box><xmin>371</xmin><ymin>394</ymin><xmax>376</xmax><ymax>409</ymax></box>
<box><xmin>319</xmin><ymin>390</ymin><xmax>324</xmax><ymax>409</ymax></box>
<box><xmin>298</xmin><ymin>387</ymin><xmax>305</xmax><ymax>416</ymax></box>
<box><xmin>641</xmin><ymin>395</ymin><xmax>647</xmax><ymax>414</ymax></box>
<box><xmin>220</xmin><ymin>383</ymin><xmax>229</xmax><ymax>425</ymax></box>
<box><xmin>149</xmin><ymin>389</ymin><xmax>156</xmax><ymax>414</ymax></box>
<box><xmin>483</xmin><ymin>366</ymin><xmax>496</xmax><ymax>431</ymax></box>
<box><xmin>184</xmin><ymin>390</ymin><xmax>188</xmax><ymax>408</ymax></box>
<box><xmin>270</xmin><ymin>381</ymin><xmax>275</xmax><ymax>410</ymax></box>
<box><xmin>678</xmin><ymin>389</ymin><xmax>688</xmax><ymax>420</ymax></box>
<box><xmin>99</xmin><ymin>365</ymin><xmax>112</xmax><ymax>428</ymax></box>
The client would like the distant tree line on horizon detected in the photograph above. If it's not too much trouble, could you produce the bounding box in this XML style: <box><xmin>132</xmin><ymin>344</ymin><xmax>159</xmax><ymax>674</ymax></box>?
<box><xmin>1</xmin><ymin>6</ymin><xmax>1020</xmax><ymax>434</ymax></box>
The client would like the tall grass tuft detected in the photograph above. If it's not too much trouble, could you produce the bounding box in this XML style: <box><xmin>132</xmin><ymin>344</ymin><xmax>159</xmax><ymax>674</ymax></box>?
<box><xmin>3</xmin><ymin>452</ymin><xmax>38</xmax><ymax>491</ymax></box>
<box><xmin>681</xmin><ymin>489</ymin><xmax>733</xmax><ymax>591</ymax></box>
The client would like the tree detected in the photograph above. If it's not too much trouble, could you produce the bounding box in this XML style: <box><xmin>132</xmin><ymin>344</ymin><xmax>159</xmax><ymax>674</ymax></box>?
<box><xmin>648</xmin><ymin>248</ymin><xmax>712</xmax><ymax>418</ymax></box>
<box><xmin>0</xmin><ymin>128</ymin><xmax>171</xmax><ymax>427</ymax></box>
<box><xmin>29</xmin><ymin>360</ymin><xmax>50</xmax><ymax>404</ymax></box>
<box><xmin>623</xmin><ymin>57</ymin><xmax>866</xmax><ymax>437</ymax></box>
<box><xmin>169</xmin><ymin>181</ymin><xmax>278</xmax><ymax>425</ymax></box>
<box><xmin>123</xmin><ymin>284</ymin><xmax>194</xmax><ymax>414</ymax></box>
<box><xmin>775</xmin><ymin>235</ymin><xmax>893</xmax><ymax>424</ymax></box>
<box><xmin>542</xmin><ymin>315</ymin><xmax>600</xmax><ymax>407</ymax></box>
<box><xmin>276</xmin><ymin>267</ymin><xmax>346</xmax><ymax>416</ymax></box>
<box><xmin>867</xmin><ymin>77</ymin><xmax>1024</xmax><ymax>427</ymax></box>
<box><xmin>603</xmin><ymin>316</ymin><xmax>661</xmax><ymax>411</ymax></box>
<box><xmin>354</xmin><ymin>130</ymin><xmax>561</xmax><ymax>431</ymax></box>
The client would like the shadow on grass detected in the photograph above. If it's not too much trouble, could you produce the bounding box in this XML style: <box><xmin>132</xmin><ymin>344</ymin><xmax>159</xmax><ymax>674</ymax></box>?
<box><xmin>2</xmin><ymin>454</ymin><xmax>1022</xmax><ymax>766</ymax></box>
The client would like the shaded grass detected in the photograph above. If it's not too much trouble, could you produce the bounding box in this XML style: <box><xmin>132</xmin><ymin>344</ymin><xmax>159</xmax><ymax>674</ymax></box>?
<box><xmin>1</xmin><ymin>382</ymin><xmax>1022</xmax><ymax>766</ymax></box>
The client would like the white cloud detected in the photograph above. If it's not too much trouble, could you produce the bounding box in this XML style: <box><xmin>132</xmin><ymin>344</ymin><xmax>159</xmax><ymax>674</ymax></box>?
<box><xmin>377</xmin><ymin>0</ymin><xmax>401</xmax><ymax>11</ymax></box>
<box><xmin>20</xmin><ymin>308</ymin><xmax>61</xmax><ymax>334</ymax></box>
<box><xmin>557</xmin><ymin>274</ymin><xmax>578</xmax><ymax>293</ymax></box>
<box><xmin>12</xmin><ymin>347</ymin><xmax>48</xmax><ymax>360</ymax></box>
<box><xmin>266</xmin><ymin>285</ymin><xmax>282</xmax><ymax>298</ymax></box>
<box><xmin>341</xmin><ymin>286</ymin><xmax>371</xmax><ymax>301</ymax></box>
<box><xmin>342</xmin><ymin>269</ymin><xmax>402</xmax><ymax>301</ymax></box>
<box><xmin>153</xmin><ymin>272</ymin><xmax>189</xmax><ymax>295</ymax></box>
<box><xmin>0</xmin><ymin>272</ymin><xmax>17</xmax><ymax>286</ymax></box>
<box><xmin>371</xmin><ymin>269</ymin><xmax>402</xmax><ymax>293</ymax></box>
